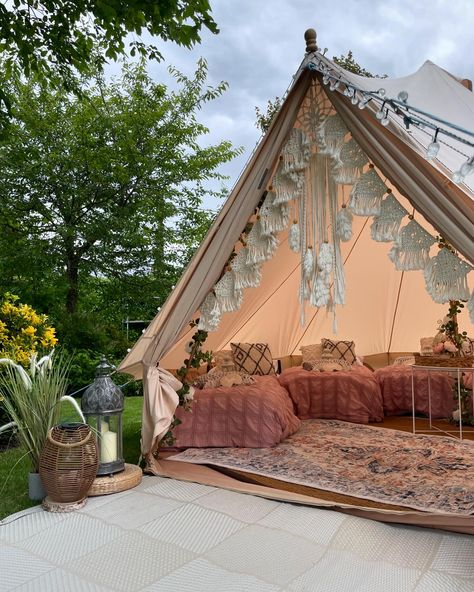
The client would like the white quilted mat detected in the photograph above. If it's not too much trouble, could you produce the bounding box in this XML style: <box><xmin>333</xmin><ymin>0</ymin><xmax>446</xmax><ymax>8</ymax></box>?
<box><xmin>0</xmin><ymin>475</ymin><xmax>473</xmax><ymax>591</ymax></box>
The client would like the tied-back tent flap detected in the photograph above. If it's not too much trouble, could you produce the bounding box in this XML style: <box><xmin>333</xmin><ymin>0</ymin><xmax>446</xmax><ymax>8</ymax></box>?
<box><xmin>118</xmin><ymin>31</ymin><xmax>474</xmax><ymax>460</ymax></box>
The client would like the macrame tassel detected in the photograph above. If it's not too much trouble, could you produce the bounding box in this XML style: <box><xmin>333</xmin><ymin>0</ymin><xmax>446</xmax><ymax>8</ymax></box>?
<box><xmin>370</xmin><ymin>193</ymin><xmax>408</xmax><ymax>242</ymax></box>
<box><xmin>246</xmin><ymin>219</ymin><xmax>279</xmax><ymax>264</ymax></box>
<box><xmin>423</xmin><ymin>247</ymin><xmax>472</xmax><ymax>303</ymax></box>
<box><xmin>272</xmin><ymin>168</ymin><xmax>304</xmax><ymax>204</ymax></box>
<box><xmin>317</xmin><ymin>113</ymin><xmax>348</xmax><ymax>158</ymax></box>
<box><xmin>318</xmin><ymin>242</ymin><xmax>334</xmax><ymax>275</ymax></box>
<box><xmin>303</xmin><ymin>247</ymin><xmax>314</xmax><ymax>277</ymax></box>
<box><xmin>231</xmin><ymin>248</ymin><xmax>262</xmax><ymax>290</ymax></box>
<box><xmin>348</xmin><ymin>166</ymin><xmax>386</xmax><ymax>215</ymax></box>
<box><xmin>198</xmin><ymin>292</ymin><xmax>222</xmax><ymax>332</ymax></box>
<box><xmin>281</xmin><ymin>128</ymin><xmax>311</xmax><ymax>174</ymax></box>
<box><xmin>289</xmin><ymin>221</ymin><xmax>301</xmax><ymax>252</ymax></box>
<box><xmin>388</xmin><ymin>220</ymin><xmax>436</xmax><ymax>271</ymax></box>
<box><xmin>213</xmin><ymin>271</ymin><xmax>243</xmax><ymax>313</ymax></box>
<box><xmin>336</xmin><ymin>206</ymin><xmax>353</xmax><ymax>242</ymax></box>
<box><xmin>310</xmin><ymin>272</ymin><xmax>330</xmax><ymax>307</ymax></box>
<box><xmin>468</xmin><ymin>290</ymin><xmax>474</xmax><ymax>324</ymax></box>
<box><xmin>259</xmin><ymin>192</ymin><xmax>290</xmax><ymax>235</ymax></box>
<box><xmin>333</xmin><ymin>139</ymin><xmax>369</xmax><ymax>185</ymax></box>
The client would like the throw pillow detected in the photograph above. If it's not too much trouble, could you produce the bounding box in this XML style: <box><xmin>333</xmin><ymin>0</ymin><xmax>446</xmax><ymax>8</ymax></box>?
<box><xmin>193</xmin><ymin>370</ymin><xmax>254</xmax><ymax>389</ymax></box>
<box><xmin>300</xmin><ymin>343</ymin><xmax>323</xmax><ymax>364</ymax></box>
<box><xmin>309</xmin><ymin>359</ymin><xmax>352</xmax><ymax>372</ymax></box>
<box><xmin>420</xmin><ymin>337</ymin><xmax>434</xmax><ymax>356</ymax></box>
<box><xmin>321</xmin><ymin>338</ymin><xmax>357</xmax><ymax>365</ymax></box>
<box><xmin>230</xmin><ymin>342</ymin><xmax>275</xmax><ymax>375</ymax></box>
<box><xmin>213</xmin><ymin>349</ymin><xmax>237</xmax><ymax>371</ymax></box>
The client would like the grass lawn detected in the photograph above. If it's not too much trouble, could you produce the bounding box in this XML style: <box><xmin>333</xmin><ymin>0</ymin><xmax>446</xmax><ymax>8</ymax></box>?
<box><xmin>0</xmin><ymin>396</ymin><xmax>143</xmax><ymax>520</ymax></box>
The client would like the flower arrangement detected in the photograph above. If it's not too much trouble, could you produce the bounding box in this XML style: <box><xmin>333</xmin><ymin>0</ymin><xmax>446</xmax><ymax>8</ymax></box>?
<box><xmin>432</xmin><ymin>300</ymin><xmax>469</xmax><ymax>357</ymax></box>
<box><xmin>0</xmin><ymin>293</ymin><xmax>58</xmax><ymax>367</ymax></box>
<box><xmin>160</xmin><ymin>322</ymin><xmax>212</xmax><ymax>446</ymax></box>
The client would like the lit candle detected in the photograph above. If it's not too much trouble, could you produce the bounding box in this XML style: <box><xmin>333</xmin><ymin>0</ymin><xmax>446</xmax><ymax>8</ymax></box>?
<box><xmin>100</xmin><ymin>421</ymin><xmax>109</xmax><ymax>434</ymax></box>
<box><xmin>101</xmin><ymin>430</ymin><xmax>117</xmax><ymax>463</ymax></box>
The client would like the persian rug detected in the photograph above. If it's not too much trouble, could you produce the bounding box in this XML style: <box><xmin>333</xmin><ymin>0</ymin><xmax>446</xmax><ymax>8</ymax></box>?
<box><xmin>172</xmin><ymin>419</ymin><xmax>474</xmax><ymax>515</ymax></box>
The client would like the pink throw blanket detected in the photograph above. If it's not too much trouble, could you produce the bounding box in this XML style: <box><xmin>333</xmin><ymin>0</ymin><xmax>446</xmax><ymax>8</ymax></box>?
<box><xmin>278</xmin><ymin>366</ymin><xmax>384</xmax><ymax>423</ymax></box>
<box><xmin>374</xmin><ymin>366</ymin><xmax>455</xmax><ymax>418</ymax></box>
<box><xmin>172</xmin><ymin>375</ymin><xmax>301</xmax><ymax>448</ymax></box>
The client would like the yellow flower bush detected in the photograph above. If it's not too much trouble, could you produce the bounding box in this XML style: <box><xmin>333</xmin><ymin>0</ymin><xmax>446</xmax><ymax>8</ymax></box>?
<box><xmin>0</xmin><ymin>293</ymin><xmax>58</xmax><ymax>366</ymax></box>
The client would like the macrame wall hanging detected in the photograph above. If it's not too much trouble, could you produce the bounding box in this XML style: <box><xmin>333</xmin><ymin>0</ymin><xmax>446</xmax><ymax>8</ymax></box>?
<box><xmin>197</xmin><ymin>78</ymin><xmax>472</xmax><ymax>335</ymax></box>
<box><xmin>424</xmin><ymin>247</ymin><xmax>472</xmax><ymax>303</ymax></box>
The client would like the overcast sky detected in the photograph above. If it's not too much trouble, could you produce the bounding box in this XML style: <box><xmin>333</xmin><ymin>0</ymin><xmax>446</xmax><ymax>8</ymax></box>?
<box><xmin>141</xmin><ymin>0</ymin><xmax>474</xmax><ymax>208</ymax></box>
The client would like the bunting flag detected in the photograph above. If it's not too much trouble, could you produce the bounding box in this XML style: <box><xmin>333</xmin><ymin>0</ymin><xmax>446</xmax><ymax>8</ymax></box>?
<box><xmin>333</xmin><ymin>138</ymin><xmax>369</xmax><ymax>185</ymax></box>
<box><xmin>245</xmin><ymin>219</ymin><xmax>279</xmax><ymax>265</ymax></box>
<box><xmin>231</xmin><ymin>248</ymin><xmax>262</xmax><ymax>290</ymax></box>
<box><xmin>317</xmin><ymin>113</ymin><xmax>348</xmax><ymax>158</ymax></box>
<box><xmin>213</xmin><ymin>271</ymin><xmax>243</xmax><ymax>313</ymax></box>
<box><xmin>370</xmin><ymin>193</ymin><xmax>408</xmax><ymax>242</ymax></box>
<box><xmin>259</xmin><ymin>191</ymin><xmax>290</xmax><ymax>235</ymax></box>
<box><xmin>424</xmin><ymin>247</ymin><xmax>472</xmax><ymax>303</ymax></box>
<box><xmin>348</xmin><ymin>166</ymin><xmax>387</xmax><ymax>216</ymax></box>
<box><xmin>272</xmin><ymin>167</ymin><xmax>305</xmax><ymax>205</ymax></box>
<box><xmin>388</xmin><ymin>220</ymin><xmax>436</xmax><ymax>271</ymax></box>
<box><xmin>198</xmin><ymin>292</ymin><xmax>221</xmax><ymax>332</ymax></box>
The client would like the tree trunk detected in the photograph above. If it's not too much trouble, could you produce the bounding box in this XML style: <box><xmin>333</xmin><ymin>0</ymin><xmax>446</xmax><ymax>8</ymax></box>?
<box><xmin>66</xmin><ymin>257</ymin><xmax>79</xmax><ymax>314</ymax></box>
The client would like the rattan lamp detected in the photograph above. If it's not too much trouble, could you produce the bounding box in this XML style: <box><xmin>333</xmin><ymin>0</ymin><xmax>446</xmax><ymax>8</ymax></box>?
<box><xmin>82</xmin><ymin>357</ymin><xmax>125</xmax><ymax>476</ymax></box>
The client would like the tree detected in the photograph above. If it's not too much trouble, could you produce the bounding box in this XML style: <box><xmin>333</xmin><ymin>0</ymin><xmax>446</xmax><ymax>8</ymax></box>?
<box><xmin>0</xmin><ymin>1</ymin><xmax>219</xmax><ymax>127</ymax></box>
<box><xmin>0</xmin><ymin>59</ymin><xmax>240</xmax><ymax>323</ymax></box>
<box><xmin>333</xmin><ymin>50</ymin><xmax>386</xmax><ymax>78</ymax></box>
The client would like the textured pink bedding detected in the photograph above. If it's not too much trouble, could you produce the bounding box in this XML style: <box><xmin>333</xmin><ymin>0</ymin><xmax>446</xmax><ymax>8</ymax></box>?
<box><xmin>278</xmin><ymin>366</ymin><xmax>384</xmax><ymax>423</ymax></box>
<box><xmin>172</xmin><ymin>375</ymin><xmax>301</xmax><ymax>448</ymax></box>
<box><xmin>374</xmin><ymin>366</ymin><xmax>455</xmax><ymax>418</ymax></box>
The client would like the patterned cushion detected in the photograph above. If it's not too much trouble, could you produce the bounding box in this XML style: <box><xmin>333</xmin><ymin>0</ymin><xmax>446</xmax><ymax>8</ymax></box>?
<box><xmin>230</xmin><ymin>342</ymin><xmax>275</xmax><ymax>375</ymax></box>
<box><xmin>300</xmin><ymin>343</ymin><xmax>323</xmax><ymax>364</ymax></box>
<box><xmin>321</xmin><ymin>338</ymin><xmax>357</xmax><ymax>365</ymax></box>
<box><xmin>213</xmin><ymin>349</ymin><xmax>237</xmax><ymax>371</ymax></box>
<box><xmin>306</xmin><ymin>358</ymin><xmax>352</xmax><ymax>372</ymax></box>
<box><xmin>193</xmin><ymin>370</ymin><xmax>254</xmax><ymax>389</ymax></box>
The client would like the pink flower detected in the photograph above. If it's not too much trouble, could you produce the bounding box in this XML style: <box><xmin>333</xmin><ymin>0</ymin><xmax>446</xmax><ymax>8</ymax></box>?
<box><xmin>443</xmin><ymin>340</ymin><xmax>458</xmax><ymax>353</ymax></box>
<box><xmin>432</xmin><ymin>342</ymin><xmax>445</xmax><ymax>354</ymax></box>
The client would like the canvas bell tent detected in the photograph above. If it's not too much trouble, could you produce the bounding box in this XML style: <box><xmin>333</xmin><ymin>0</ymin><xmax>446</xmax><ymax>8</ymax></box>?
<box><xmin>119</xmin><ymin>29</ymin><xmax>474</xmax><ymax>454</ymax></box>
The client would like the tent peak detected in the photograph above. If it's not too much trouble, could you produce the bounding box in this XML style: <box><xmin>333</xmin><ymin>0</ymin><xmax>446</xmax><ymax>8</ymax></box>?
<box><xmin>304</xmin><ymin>28</ymin><xmax>318</xmax><ymax>53</ymax></box>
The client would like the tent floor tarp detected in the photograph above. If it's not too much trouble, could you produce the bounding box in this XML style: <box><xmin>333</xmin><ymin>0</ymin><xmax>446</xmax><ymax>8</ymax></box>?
<box><xmin>150</xmin><ymin>418</ymin><xmax>474</xmax><ymax>535</ymax></box>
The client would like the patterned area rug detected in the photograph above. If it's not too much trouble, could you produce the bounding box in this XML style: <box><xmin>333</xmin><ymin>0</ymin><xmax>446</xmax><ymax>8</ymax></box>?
<box><xmin>172</xmin><ymin>419</ymin><xmax>474</xmax><ymax>515</ymax></box>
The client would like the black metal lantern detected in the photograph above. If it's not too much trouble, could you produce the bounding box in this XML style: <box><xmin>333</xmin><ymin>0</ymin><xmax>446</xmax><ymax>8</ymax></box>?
<box><xmin>81</xmin><ymin>357</ymin><xmax>125</xmax><ymax>476</ymax></box>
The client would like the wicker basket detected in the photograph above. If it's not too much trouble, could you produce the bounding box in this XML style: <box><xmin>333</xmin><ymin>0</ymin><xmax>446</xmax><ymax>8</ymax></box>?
<box><xmin>414</xmin><ymin>354</ymin><xmax>474</xmax><ymax>368</ymax></box>
<box><xmin>39</xmin><ymin>423</ymin><xmax>98</xmax><ymax>503</ymax></box>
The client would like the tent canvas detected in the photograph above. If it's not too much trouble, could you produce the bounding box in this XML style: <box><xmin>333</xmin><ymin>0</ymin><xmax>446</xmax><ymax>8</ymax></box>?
<box><xmin>118</xmin><ymin>30</ymin><xmax>474</xmax><ymax>458</ymax></box>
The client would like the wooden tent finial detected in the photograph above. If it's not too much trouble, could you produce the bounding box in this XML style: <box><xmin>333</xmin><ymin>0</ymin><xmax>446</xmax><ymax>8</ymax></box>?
<box><xmin>304</xmin><ymin>28</ymin><xmax>318</xmax><ymax>53</ymax></box>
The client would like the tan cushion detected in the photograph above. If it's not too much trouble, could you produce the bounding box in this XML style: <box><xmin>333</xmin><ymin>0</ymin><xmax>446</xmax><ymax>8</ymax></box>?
<box><xmin>230</xmin><ymin>342</ymin><xmax>275</xmax><ymax>375</ymax></box>
<box><xmin>321</xmin><ymin>338</ymin><xmax>357</xmax><ymax>365</ymax></box>
<box><xmin>309</xmin><ymin>359</ymin><xmax>352</xmax><ymax>372</ymax></box>
<box><xmin>300</xmin><ymin>343</ymin><xmax>323</xmax><ymax>364</ymax></box>
<box><xmin>213</xmin><ymin>349</ymin><xmax>236</xmax><ymax>371</ymax></box>
<box><xmin>193</xmin><ymin>369</ymin><xmax>254</xmax><ymax>389</ymax></box>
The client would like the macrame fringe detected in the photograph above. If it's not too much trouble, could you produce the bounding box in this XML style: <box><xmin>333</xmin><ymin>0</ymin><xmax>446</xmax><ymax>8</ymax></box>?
<box><xmin>310</xmin><ymin>272</ymin><xmax>330</xmax><ymax>307</ymax></box>
<box><xmin>423</xmin><ymin>247</ymin><xmax>472</xmax><ymax>303</ymax></box>
<box><xmin>213</xmin><ymin>271</ymin><xmax>243</xmax><ymax>313</ymax></box>
<box><xmin>348</xmin><ymin>167</ymin><xmax>386</xmax><ymax>216</ymax></box>
<box><xmin>336</xmin><ymin>207</ymin><xmax>353</xmax><ymax>242</ymax></box>
<box><xmin>289</xmin><ymin>221</ymin><xmax>301</xmax><ymax>252</ymax></box>
<box><xmin>246</xmin><ymin>219</ymin><xmax>279</xmax><ymax>264</ymax></box>
<box><xmin>272</xmin><ymin>168</ymin><xmax>304</xmax><ymax>204</ymax></box>
<box><xmin>388</xmin><ymin>220</ymin><xmax>435</xmax><ymax>271</ymax></box>
<box><xmin>198</xmin><ymin>292</ymin><xmax>221</xmax><ymax>332</ymax></box>
<box><xmin>303</xmin><ymin>247</ymin><xmax>314</xmax><ymax>277</ymax></box>
<box><xmin>317</xmin><ymin>113</ymin><xmax>348</xmax><ymax>158</ymax></box>
<box><xmin>334</xmin><ymin>245</ymin><xmax>345</xmax><ymax>305</ymax></box>
<box><xmin>231</xmin><ymin>248</ymin><xmax>262</xmax><ymax>290</ymax></box>
<box><xmin>259</xmin><ymin>192</ymin><xmax>290</xmax><ymax>235</ymax></box>
<box><xmin>282</xmin><ymin>128</ymin><xmax>311</xmax><ymax>174</ymax></box>
<box><xmin>370</xmin><ymin>194</ymin><xmax>407</xmax><ymax>242</ymax></box>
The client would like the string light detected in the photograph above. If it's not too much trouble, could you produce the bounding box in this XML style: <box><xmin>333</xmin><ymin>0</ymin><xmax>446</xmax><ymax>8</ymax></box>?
<box><xmin>306</xmin><ymin>60</ymin><xmax>474</xmax><ymax>185</ymax></box>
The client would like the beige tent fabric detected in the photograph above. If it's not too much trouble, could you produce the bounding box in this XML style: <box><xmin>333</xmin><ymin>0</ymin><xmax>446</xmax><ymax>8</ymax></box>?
<box><xmin>150</xmin><ymin>456</ymin><xmax>474</xmax><ymax>535</ymax></box>
<box><xmin>141</xmin><ymin>366</ymin><xmax>181</xmax><ymax>455</ymax></box>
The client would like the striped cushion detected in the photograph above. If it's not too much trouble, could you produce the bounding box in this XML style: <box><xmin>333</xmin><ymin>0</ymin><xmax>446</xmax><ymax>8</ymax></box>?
<box><xmin>230</xmin><ymin>343</ymin><xmax>275</xmax><ymax>375</ymax></box>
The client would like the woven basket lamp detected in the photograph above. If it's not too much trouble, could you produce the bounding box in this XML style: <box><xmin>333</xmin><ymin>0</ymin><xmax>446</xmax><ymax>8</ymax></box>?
<box><xmin>39</xmin><ymin>423</ymin><xmax>98</xmax><ymax>512</ymax></box>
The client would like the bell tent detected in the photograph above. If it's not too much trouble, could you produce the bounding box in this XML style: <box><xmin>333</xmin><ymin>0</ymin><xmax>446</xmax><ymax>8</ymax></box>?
<box><xmin>119</xmin><ymin>28</ymin><xmax>474</xmax><ymax>456</ymax></box>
